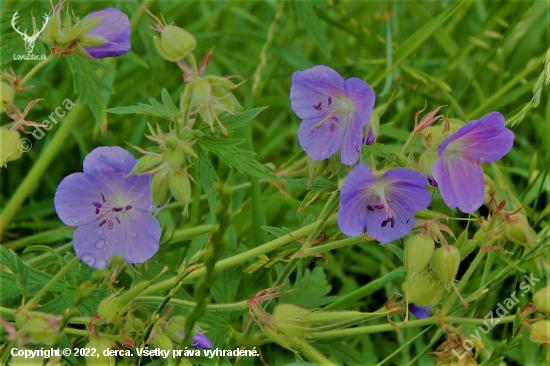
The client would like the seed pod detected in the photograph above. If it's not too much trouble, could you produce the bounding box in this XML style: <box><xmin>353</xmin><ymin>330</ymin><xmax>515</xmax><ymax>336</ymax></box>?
<box><xmin>530</xmin><ymin>320</ymin><xmax>550</xmax><ymax>346</ymax></box>
<box><xmin>272</xmin><ymin>304</ymin><xmax>312</xmax><ymax>336</ymax></box>
<box><xmin>0</xmin><ymin>81</ymin><xmax>14</xmax><ymax>113</ymax></box>
<box><xmin>405</xmin><ymin>235</ymin><xmax>435</xmax><ymax>277</ymax></box>
<box><xmin>504</xmin><ymin>213</ymin><xmax>536</xmax><ymax>243</ymax></box>
<box><xmin>432</xmin><ymin>245</ymin><xmax>461</xmax><ymax>291</ymax></box>
<box><xmin>154</xmin><ymin>25</ymin><xmax>196</xmax><ymax>61</ymax></box>
<box><xmin>534</xmin><ymin>286</ymin><xmax>550</xmax><ymax>313</ymax></box>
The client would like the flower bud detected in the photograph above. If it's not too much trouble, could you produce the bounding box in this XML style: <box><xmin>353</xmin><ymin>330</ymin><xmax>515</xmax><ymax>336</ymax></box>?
<box><xmin>272</xmin><ymin>304</ymin><xmax>312</xmax><ymax>336</ymax></box>
<box><xmin>81</xmin><ymin>8</ymin><xmax>131</xmax><ymax>59</ymax></box>
<box><xmin>530</xmin><ymin>320</ymin><xmax>550</xmax><ymax>347</ymax></box>
<box><xmin>22</xmin><ymin>315</ymin><xmax>60</xmax><ymax>345</ymax></box>
<box><xmin>154</xmin><ymin>25</ymin><xmax>196</xmax><ymax>61</ymax></box>
<box><xmin>308</xmin><ymin>159</ymin><xmax>328</xmax><ymax>181</ymax></box>
<box><xmin>394</xmin><ymin>152</ymin><xmax>409</xmax><ymax>167</ymax></box>
<box><xmin>85</xmin><ymin>338</ymin><xmax>116</xmax><ymax>366</ymax></box>
<box><xmin>418</xmin><ymin>151</ymin><xmax>438</xmax><ymax>186</ymax></box>
<box><xmin>11</xmin><ymin>351</ymin><xmax>45</xmax><ymax>366</ymax></box>
<box><xmin>483</xmin><ymin>173</ymin><xmax>495</xmax><ymax>202</ymax></box>
<box><xmin>167</xmin><ymin>316</ymin><xmax>186</xmax><ymax>344</ymax></box>
<box><xmin>534</xmin><ymin>286</ymin><xmax>550</xmax><ymax>313</ymax></box>
<box><xmin>364</xmin><ymin>111</ymin><xmax>379</xmax><ymax>145</ymax></box>
<box><xmin>192</xmin><ymin>79</ymin><xmax>212</xmax><ymax>107</ymax></box>
<box><xmin>166</xmin><ymin>150</ymin><xmax>185</xmax><ymax>170</ymax></box>
<box><xmin>168</xmin><ymin>172</ymin><xmax>192</xmax><ymax>209</ymax></box>
<box><xmin>154</xmin><ymin>334</ymin><xmax>174</xmax><ymax>358</ymax></box>
<box><xmin>432</xmin><ymin>245</ymin><xmax>461</xmax><ymax>291</ymax></box>
<box><xmin>42</xmin><ymin>9</ymin><xmax>62</xmax><ymax>43</ymax></box>
<box><xmin>402</xmin><ymin>270</ymin><xmax>439</xmax><ymax>306</ymax></box>
<box><xmin>504</xmin><ymin>213</ymin><xmax>536</xmax><ymax>243</ymax></box>
<box><xmin>405</xmin><ymin>235</ymin><xmax>435</xmax><ymax>277</ymax></box>
<box><xmin>131</xmin><ymin>155</ymin><xmax>163</xmax><ymax>175</ymax></box>
<box><xmin>97</xmin><ymin>293</ymin><xmax>122</xmax><ymax>323</ymax></box>
<box><xmin>423</xmin><ymin>119</ymin><xmax>462</xmax><ymax>148</ymax></box>
<box><xmin>1</xmin><ymin>81</ymin><xmax>15</xmax><ymax>112</ymax></box>
<box><xmin>0</xmin><ymin>129</ymin><xmax>23</xmax><ymax>167</ymax></box>
<box><xmin>151</xmin><ymin>170</ymin><xmax>171</xmax><ymax>206</ymax></box>
<box><xmin>263</xmin><ymin>325</ymin><xmax>302</xmax><ymax>351</ymax></box>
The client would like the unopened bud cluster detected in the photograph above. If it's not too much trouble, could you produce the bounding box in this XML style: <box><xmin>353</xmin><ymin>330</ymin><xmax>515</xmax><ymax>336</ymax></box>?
<box><xmin>402</xmin><ymin>234</ymin><xmax>463</xmax><ymax>316</ymax></box>
<box><xmin>131</xmin><ymin>128</ymin><xmax>198</xmax><ymax>212</ymax></box>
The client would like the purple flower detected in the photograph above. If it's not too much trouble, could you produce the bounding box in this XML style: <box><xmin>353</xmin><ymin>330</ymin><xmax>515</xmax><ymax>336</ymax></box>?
<box><xmin>290</xmin><ymin>65</ymin><xmax>375</xmax><ymax>166</ymax></box>
<box><xmin>54</xmin><ymin>146</ymin><xmax>160</xmax><ymax>269</ymax></box>
<box><xmin>338</xmin><ymin>162</ymin><xmax>431</xmax><ymax>243</ymax></box>
<box><xmin>431</xmin><ymin>112</ymin><xmax>514</xmax><ymax>213</ymax></box>
<box><xmin>176</xmin><ymin>331</ymin><xmax>213</xmax><ymax>349</ymax></box>
<box><xmin>84</xmin><ymin>8</ymin><xmax>131</xmax><ymax>58</ymax></box>
<box><xmin>409</xmin><ymin>303</ymin><xmax>431</xmax><ymax>319</ymax></box>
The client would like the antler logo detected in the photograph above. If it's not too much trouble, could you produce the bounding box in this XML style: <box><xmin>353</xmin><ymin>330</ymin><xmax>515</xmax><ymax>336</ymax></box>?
<box><xmin>11</xmin><ymin>11</ymin><xmax>49</xmax><ymax>54</ymax></box>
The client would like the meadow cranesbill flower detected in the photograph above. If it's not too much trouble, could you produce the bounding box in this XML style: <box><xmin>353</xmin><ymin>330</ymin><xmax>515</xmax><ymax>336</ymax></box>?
<box><xmin>54</xmin><ymin>146</ymin><xmax>160</xmax><ymax>269</ymax></box>
<box><xmin>338</xmin><ymin>162</ymin><xmax>431</xmax><ymax>243</ymax></box>
<box><xmin>431</xmin><ymin>112</ymin><xmax>514</xmax><ymax>213</ymax></box>
<box><xmin>83</xmin><ymin>8</ymin><xmax>131</xmax><ymax>58</ymax></box>
<box><xmin>290</xmin><ymin>65</ymin><xmax>375</xmax><ymax>166</ymax></box>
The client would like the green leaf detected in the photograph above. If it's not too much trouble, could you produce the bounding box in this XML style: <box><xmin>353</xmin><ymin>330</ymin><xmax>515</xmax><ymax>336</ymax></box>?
<box><xmin>261</xmin><ymin>226</ymin><xmax>293</xmax><ymax>237</ymax></box>
<box><xmin>194</xmin><ymin>145</ymin><xmax>219</xmax><ymax>214</ymax></box>
<box><xmin>287</xmin><ymin>178</ymin><xmax>337</xmax><ymax>190</ymax></box>
<box><xmin>199</xmin><ymin>107</ymin><xmax>268</xmax><ymax>134</ymax></box>
<box><xmin>296</xmin><ymin>2</ymin><xmax>331</xmax><ymax>59</ymax></box>
<box><xmin>198</xmin><ymin>136</ymin><xmax>282</xmax><ymax>181</ymax></box>
<box><xmin>105</xmin><ymin>88</ymin><xmax>179</xmax><ymax>118</ymax></box>
<box><xmin>65</xmin><ymin>55</ymin><xmax>114</xmax><ymax>132</ymax></box>
<box><xmin>365</xmin><ymin>1</ymin><xmax>467</xmax><ymax>88</ymax></box>
<box><xmin>280</xmin><ymin>267</ymin><xmax>332</xmax><ymax>308</ymax></box>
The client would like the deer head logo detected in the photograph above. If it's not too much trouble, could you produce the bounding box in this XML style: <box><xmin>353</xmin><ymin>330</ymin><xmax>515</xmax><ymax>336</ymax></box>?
<box><xmin>11</xmin><ymin>11</ymin><xmax>49</xmax><ymax>54</ymax></box>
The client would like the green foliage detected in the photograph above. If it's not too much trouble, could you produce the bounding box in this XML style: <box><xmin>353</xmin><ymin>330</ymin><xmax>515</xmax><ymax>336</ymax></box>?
<box><xmin>0</xmin><ymin>1</ymin><xmax>549</xmax><ymax>365</ymax></box>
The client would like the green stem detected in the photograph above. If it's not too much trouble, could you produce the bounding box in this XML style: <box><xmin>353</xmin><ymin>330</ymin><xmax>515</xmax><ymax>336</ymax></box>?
<box><xmin>302</xmin><ymin>193</ymin><xmax>340</xmax><ymax>250</ymax></box>
<box><xmin>140</xmin><ymin>215</ymin><xmax>337</xmax><ymax>296</ymax></box>
<box><xmin>0</xmin><ymin>103</ymin><xmax>86</xmax><ymax>237</ymax></box>
<box><xmin>296</xmin><ymin>341</ymin><xmax>336</xmax><ymax>366</ymax></box>
<box><xmin>25</xmin><ymin>256</ymin><xmax>79</xmax><ymax>309</ymax></box>
<box><xmin>188</xmin><ymin>53</ymin><xmax>199</xmax><ymax>78</ymax></box>
<box><xmin>64</xmin><ymin>328</ymin><xmax>122</xmax><ymax>342</ymax></box>
<box><xmin>19</xmin><ymin>54</ymin><xmax>56</xmax><ymax>88</ymax></box>
<box><xmin>302</xmin><ymin>236</ymin><xmax>364</xmax><ymax>256</ymax></box>
<box><xmin>399</xmin><ymin>132</ymin><xmax>417</xmax><ymax>155</ymax></box>
<box><xmin>134</xmin><ymin>297</ymin><xmax>248</xmax><ymax>311</ymax></box>
<box><xmin>310</xmin><ymin>315</ymin><xmax>515</xmax><ymax>339</ymax></box>
<box><xmin>0</xmin><ymin>306</ymin><xmax>90</xmax><ymax>324</ymax></box>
